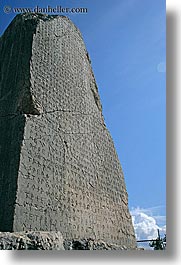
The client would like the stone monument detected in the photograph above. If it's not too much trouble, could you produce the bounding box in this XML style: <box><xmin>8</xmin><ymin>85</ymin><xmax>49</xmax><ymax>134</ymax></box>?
<box><xmin>0</xmin><ymin>13</ymin><xmax>136</xmax><ymax>249</ymax></box>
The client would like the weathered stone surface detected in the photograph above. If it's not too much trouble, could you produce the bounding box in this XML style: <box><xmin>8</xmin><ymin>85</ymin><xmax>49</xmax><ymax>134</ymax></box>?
<box><xmin>63</xmin><ymin>238</ymin><xmax>129</xmax><ymax>250</ymax></box>
<box><xmin>0</xmin><ymin>13</ymin><xmax>136</xmax><ymax>248</ymax></box>
<box><xmin>0</xmin><ymin>231</ymin><xmax>64</xmax><ymax>250</ymax></box>
<box><xmin>0</xmin><ymin>231</ymin><xmax>132</xmax><ymax>250</ymax></box>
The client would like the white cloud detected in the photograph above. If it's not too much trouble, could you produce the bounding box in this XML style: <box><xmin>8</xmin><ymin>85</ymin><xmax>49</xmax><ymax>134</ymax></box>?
<box><xmin>130</xmin><ymin>207</ymin><xmax>166</xmax><ymax>241</ymax></box>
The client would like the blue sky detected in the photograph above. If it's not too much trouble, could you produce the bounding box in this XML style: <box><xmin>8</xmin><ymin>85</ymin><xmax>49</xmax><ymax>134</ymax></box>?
<box><xmin>0</xmin><ymin>0</ymin><xmax>166</xmax><ymax>240</ymax></box>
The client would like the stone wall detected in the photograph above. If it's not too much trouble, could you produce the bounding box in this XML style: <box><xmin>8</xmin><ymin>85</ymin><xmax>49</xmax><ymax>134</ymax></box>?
<box><xmin>0</xmin><ymin>14</ymin><xmax>136</xmax><ymax>248</ymax></box>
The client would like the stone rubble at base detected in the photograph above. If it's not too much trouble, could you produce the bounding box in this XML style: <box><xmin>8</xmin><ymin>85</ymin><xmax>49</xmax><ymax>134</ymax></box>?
<box><xmin>0</xmin><ymin>231</ymin><xmax>134</xmax><ymax>250</ymax></box>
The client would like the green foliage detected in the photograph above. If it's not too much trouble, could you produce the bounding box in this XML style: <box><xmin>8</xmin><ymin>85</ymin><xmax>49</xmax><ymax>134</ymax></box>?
<box><xmin>149</xmin><ymin>233</ymin><xmax>166</xmax><ymax>250</ymax></box>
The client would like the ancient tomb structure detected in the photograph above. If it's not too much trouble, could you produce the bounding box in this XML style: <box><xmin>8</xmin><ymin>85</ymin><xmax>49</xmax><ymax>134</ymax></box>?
<box><xmin>0</xmin><ymin>14</ymin><xmax>136</xmax><ymax>248</ymax></box>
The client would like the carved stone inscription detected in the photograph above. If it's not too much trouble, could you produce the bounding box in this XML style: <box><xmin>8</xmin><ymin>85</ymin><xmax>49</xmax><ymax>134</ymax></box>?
<box><xmin>0</xmin><ymin>14</ymin><xmax>136</xmax><ymax>248</ymax></box>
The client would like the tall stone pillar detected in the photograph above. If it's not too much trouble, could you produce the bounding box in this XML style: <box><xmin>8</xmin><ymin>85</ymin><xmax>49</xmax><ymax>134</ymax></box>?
<box><xmin>0</xmin><ymin>14</ymin><xmax>136</xmax><ymax>248</ymax></box>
